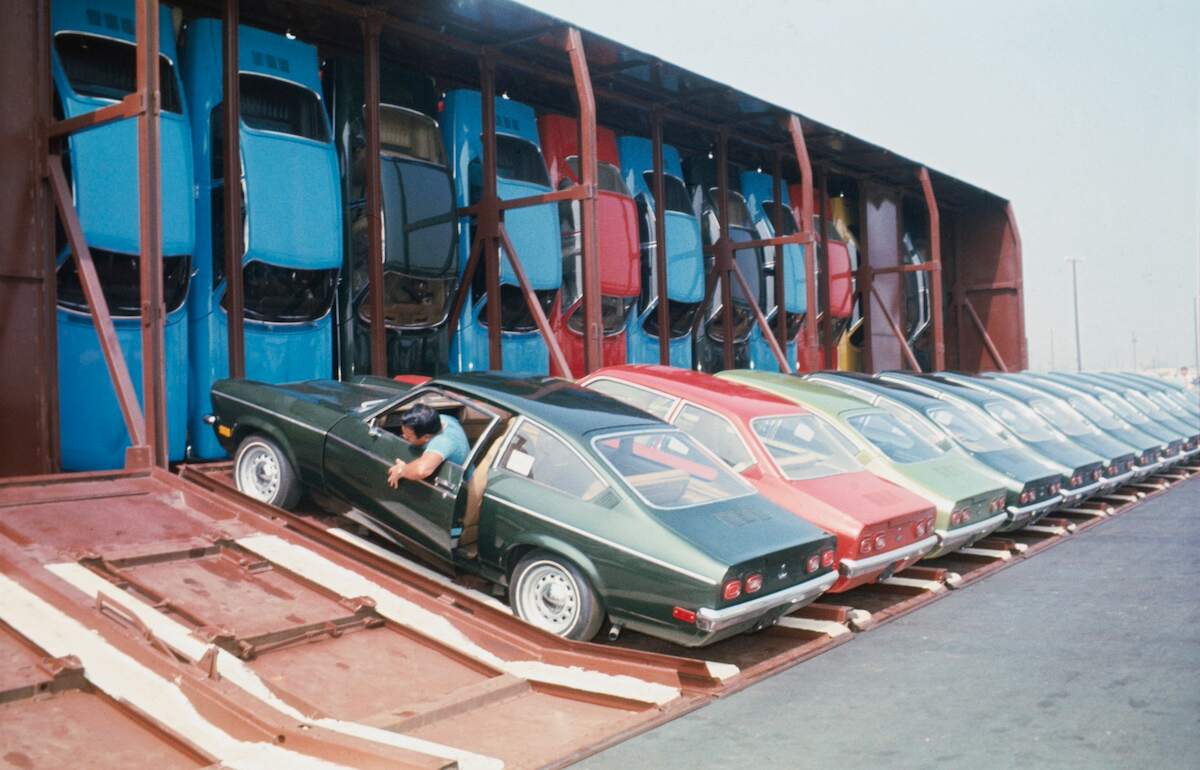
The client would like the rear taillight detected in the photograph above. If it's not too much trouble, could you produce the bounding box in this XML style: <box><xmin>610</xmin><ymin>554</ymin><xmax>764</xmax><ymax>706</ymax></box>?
<box><xmin>821</xmin><ymin>549</ymin><xmax>835</xmax><ymax>568</ymax></box>
<box><xmin>951</xmin><ymin>508</ymin><xmax>970</xmax><ymax>526</ymax></box>
<box><xmin>1019</xmin><ymin>490</ymin><xmax>1033</xmax><ymax>504</ymax></box>
<box><xmin>926</xmin><ymin>516</ymin><xmax>936</xmax><ymax>533</ymax></box>
<box><xmin>992</xmin><ymin>497</ymin><xmax>1005</xmax><ymax>512</ymax></box>
<box><xmin>914</xmin><ymin>521</ymin><xmax>927</xmax><ymax>538</ymax></box>
<box><xmin>1091</xmin><ymin>469</ymin><xmax>1102</xmax><ymax>481</ymax></box>
<box><xmin>672</xmin><ymin>606</ymin><xmax>697</xmax><ymax>624</ymax></box>
<box><xmin>722</xmin><ymin>578</ymin><xmax>742</xmax><ymax>601</ymax></box>
<box><xmin>859</xmin><ymin>537</ymin><xmax>873</xmax><ymax>555</ymax></box>
<box><xmin>744</xmin><ymin>573</ymin><xmax>763</xmax><ymax>594</ymax></box>
<box><xmin>1070</xmin><ymin>474</ymin><xmax>1082</xmax><ymax>487</ymax></box>
<box><xmin>805</xmin><ymin>554</ymin><xmax>820</xmax><ymax>573</ymax></box>
<box><xmin>873</xmin><ymin>534</ymin><xmax>887</xmax><ymax>551</ymax></box>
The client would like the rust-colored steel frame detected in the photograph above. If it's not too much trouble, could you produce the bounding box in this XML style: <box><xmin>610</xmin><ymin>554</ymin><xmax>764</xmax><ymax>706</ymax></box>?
<box><xmin>223</xmin><ymin>0</ymin><xmax>245</xmax><ymax>378</ymax></box>
<box><xmin>43</xmin><ymin>0</ymin><xmax>165</xmax><ymax>469</ymax></box>
<box><xmin>853</xmin><ymin>167</ymin><xmax>948</xmax><ymax>373</ymax></box>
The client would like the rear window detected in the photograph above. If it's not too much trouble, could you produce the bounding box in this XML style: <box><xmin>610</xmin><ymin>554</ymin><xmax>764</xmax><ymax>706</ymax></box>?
<box><xmin>57</xmin><ymin>250</ymin><xmax>190</xmax><ymax>316</ymax></box>
<box><xmin>750</xmin><ymin>413</ymin><xmax>862</xmax><ymax>481</ymax></box>
<box><xmin>642</xmin><ymin>172</ymin><xmax>693</xmax><ymax>215</ymax></box>
<box><xmin>926</xmin><ymin>406</ymin><xmax>1008</xmax><ymax>453</ymax></box>
<box><xmin>593</xmin><ymin>430</ymin><xmax>753</xmax><ymax>509</ymax></box>
<box><xmin>495</xmin><ymin>135</ymin><xmax>550</xmax><ymax>187</ymax></box>
<box><xmin>1066</xmin><ymin>395</ymin><xmax>1125</xmax><ymax>430</ymax></box>
<box><xmin>983</xmin><ymin>399</ymin><xmax>1057</xmax><ymax>442</ymax></box>
<box><xmin>240</xmin><ymin>73</ymin><xmax>329</xmax><ymax>142</ymax></box>
<box><xmin>54</xmin><ymin>33</ymin><xmax>182</xmax><ymax>113</ymax></box>
<box><xmin>584</xmin><ymin>379</ymin><xmax>677</xmax><ymax>421</ymax></box>
<box><xmin>846</xmin><ymin>410</ymin><xmax>944</xmax><ymax>464</ymax></box>
<box><xmin>1031</xmin><ymin>397</ymin><xmax>1105</xmax><ymax>434</ymax></box>
<box><xmin>223</xmin><ymin>261</ymin><xmax>336</xmax><ymax>322</ymax></box>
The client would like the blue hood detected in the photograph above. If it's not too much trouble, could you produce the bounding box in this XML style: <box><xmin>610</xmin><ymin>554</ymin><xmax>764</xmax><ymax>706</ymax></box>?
<box><xmin>495</xmin><ymin>177</ymin><xmax>561</xmax><ymax>290</ymax></box>
<box><xmin>665</xmin><ymin>212</ymin><xmax>704</xmax><ymax>303</ymax></box>
<box><xmin>242</xmin><ymin>129</ymin><xmax>342</xmax><ymax>270</ymax></box>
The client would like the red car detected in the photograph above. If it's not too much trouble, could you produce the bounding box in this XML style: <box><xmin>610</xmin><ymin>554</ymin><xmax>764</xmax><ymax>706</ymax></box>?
<box><xmin>538</xmin><ymin>115</ymin><xmax>639</xmax><ymax>374</ymax></box>
<box><xmin>579</xmin><ymin>365</ymin><xmax>940</xmax><ymax>592</ymax></box>
<box><xmin>789</xmin><ymin>183</ymin><xmax>855</xmax><ymax>368</ymax></box>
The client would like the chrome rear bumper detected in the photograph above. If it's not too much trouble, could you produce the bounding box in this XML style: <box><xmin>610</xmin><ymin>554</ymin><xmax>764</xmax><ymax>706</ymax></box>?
<box><xmin>838</xmin><ymin>535</ymin><xmax>940</xmax><ymax>579</ymax></box>
<box><xmin>695</xmin><ymin>570</ymin><xmax>838</xmax><ymax>633</ymax></box>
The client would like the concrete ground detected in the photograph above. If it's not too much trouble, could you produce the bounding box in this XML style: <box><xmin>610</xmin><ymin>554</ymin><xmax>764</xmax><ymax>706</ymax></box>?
<box><xmin>579</xmin><ymin>477</ymin><xmax>1200</xmax><ymax>770</ymax></box>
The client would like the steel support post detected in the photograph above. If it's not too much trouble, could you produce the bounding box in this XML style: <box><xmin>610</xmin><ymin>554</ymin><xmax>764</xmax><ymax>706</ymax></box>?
<box><xmin>857</xmin><ymin>190</ymin><xmax>873</xmax><ymax>372</ymax></box>
<box><xmin>479</xmin><ymin>52</ymin><xmax>503</xmax><ymax>369</ymax></box>
<box><xmin>135</xmin><ymin>0</ymin><xmax>165</xmax><ymax>468</ymax></box>
<box><xmin>817</xmin><ymin>167</ymin><xmax>834</xmax><ymax>368</ymax></box>
<box><xmin>651</xmin><ymin>113</ymin><xmax>670</xmax><ymax>365</ymax></box>
<box><xmin>771</xmin><ymin>150</ymin><xmax>786</xmax><ymax>351</ymax></box>
<box><xmin>363</xmin><ymin>19</ymin><xmax>386</xmax><ymax>375</ymax></box>
<box><xmin>223</xmin><ymin>0</ymin><xmax>245</xmax><ymax>378</ymax></box>
<box><xmin>565</xmin><ymin>27</ymin><xmax>602</xmax><ymax>373</ymax></box>
<box><xmin>716</xmin><ymin>129</ymin><xmax>734</xmax><ymax>371</ymax></box>
<box><xmin>917</xmin><ymin>167</ymin><xmax>945</xmax><ymax>371</ymax></box>
<box><xmin>786</xmin><ymin>115</ymin><xmax>818</xmax><ymax>372</ymax></box>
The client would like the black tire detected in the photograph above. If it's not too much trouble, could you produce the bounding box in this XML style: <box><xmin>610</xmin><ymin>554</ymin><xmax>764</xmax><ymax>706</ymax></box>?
<box><xmin>509</xmin><ymin>549</ymin><xmax>605</xmax><ymax>641</ymax></box>
<box><xmin>233</xmin><ymin>434</ymin><xmax>301</xmax><ymax>510</ymax></box>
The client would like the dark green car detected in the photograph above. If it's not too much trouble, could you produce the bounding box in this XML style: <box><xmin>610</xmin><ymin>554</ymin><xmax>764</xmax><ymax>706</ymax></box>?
<box><xmin>811</xmin><ymin>372</ymin><xmax>1063</xmax><ymax>531</ymax></box>
<box><xmin>207</xmin><ymin>373</ymin><xmax>837</xmax><ymax>647</ymax></box>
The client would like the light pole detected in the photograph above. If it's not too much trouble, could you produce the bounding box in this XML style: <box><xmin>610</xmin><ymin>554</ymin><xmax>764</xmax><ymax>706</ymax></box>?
<box><xmin>1131</xmin><ymin>332</ymin><xmax>1137</xmax><ymax>371</ymax></box>
<box><xmin>1066</xmin><ymin>256</ymin><xmax>1084</xmax><ymax>371</ymax></box>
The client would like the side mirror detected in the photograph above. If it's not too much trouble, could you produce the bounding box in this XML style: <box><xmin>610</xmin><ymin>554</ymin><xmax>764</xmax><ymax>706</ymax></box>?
<box><xmin>367</xmin><ymin>417</ymin><xmax>382</xmax><ymax>439</ymax></box>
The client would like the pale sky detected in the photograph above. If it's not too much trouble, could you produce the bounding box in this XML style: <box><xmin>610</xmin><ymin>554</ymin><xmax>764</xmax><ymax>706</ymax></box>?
<box><xmin>520</xmin><ymin>0</ymin><xmax>1200</xmax><ymax>371</ymax></box>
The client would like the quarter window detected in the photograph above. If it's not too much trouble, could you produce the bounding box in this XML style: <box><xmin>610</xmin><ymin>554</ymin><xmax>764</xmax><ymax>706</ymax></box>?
<box><xmin>499</xmin><ymin>421</ymin><xmax>604</xmax><ymax>502</ymax></box>
<box><xmin>673</xmin><ymin>404</ymin><xmax>755</xmax><ymax>471</ymax></box>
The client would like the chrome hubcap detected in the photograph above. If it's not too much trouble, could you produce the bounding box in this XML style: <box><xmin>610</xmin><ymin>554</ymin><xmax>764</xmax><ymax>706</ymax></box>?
<box><xmin>237</xmin><ymin>444</ymin><xmax>280</xmax><ymax>502</ymax></box>
<box><xmin>516</xmin><ymin>561</ymin><xmax>579</xmax><ymax>635</ymax></box>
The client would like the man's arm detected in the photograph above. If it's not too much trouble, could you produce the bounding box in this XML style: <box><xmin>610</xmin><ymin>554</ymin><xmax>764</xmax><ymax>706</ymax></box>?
<box><xmin>387</xmin><ymin>451</ymin><xmax>445</xmax><ymax>488</ymax></box>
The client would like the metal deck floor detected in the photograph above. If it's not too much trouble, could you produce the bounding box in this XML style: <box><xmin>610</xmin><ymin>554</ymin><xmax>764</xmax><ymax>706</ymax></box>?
<box><xmin>575</xmin><ymin>475</ymin><xmax>1200</xmax><ymax>770</ymax></box>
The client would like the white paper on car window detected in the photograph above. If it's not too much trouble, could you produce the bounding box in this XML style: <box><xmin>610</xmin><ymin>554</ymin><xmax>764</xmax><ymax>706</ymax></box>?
<box><xmin>666</xmin><ymin>436</ymin><xmax>689</xmax><ymax>455</ymax></box>
<box><xmin>791</xmin><ymin>421</ymin><xmax>815</xmax><ymax>442</ymax></box>
<box><xmin>505</xmin><ymin>449</ymin><xmax>535</xmax><ymax>477</ymax></box>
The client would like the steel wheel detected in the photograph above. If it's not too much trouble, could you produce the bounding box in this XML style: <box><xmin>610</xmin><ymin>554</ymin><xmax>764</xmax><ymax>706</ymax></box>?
<box><xmin>514</xmin><ymin>560</ymin><xmax>581</xmax><ymax>636</ymax></box>
<box><xmin>236</xmin><ymin>440</ymin><xmax>281</xmax><ymax>502</ymax></box>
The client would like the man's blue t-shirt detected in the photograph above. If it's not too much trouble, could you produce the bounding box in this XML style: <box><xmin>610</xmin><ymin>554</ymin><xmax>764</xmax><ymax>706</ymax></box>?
<box><xmin>426</xmin><ymin>415</ymin><xmax>469</xmax><ymax>466</ymax></box>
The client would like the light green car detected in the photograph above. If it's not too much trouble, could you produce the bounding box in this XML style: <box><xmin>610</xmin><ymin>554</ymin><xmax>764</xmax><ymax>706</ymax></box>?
<box><xmin>720</xmin><ymin>371</ymin><xmax>1008</xmax><ymax>560</ymax></box>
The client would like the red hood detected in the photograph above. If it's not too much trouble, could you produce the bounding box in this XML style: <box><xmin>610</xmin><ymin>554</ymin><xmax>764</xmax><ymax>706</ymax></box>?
<box><xmin>597</xmin><ymin>190</ymin><xmax>639</xmax><ymax>296</ymax></box>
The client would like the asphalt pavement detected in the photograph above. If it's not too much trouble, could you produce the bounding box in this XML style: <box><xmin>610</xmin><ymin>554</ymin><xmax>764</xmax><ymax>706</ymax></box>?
<box><xmin>577</xmin><ymin>477</ymin><xmax>1200</xmax><ymax>770</ymax></box>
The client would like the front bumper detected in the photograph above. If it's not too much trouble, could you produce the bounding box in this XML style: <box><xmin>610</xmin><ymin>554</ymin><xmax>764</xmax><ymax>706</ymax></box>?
<box><xmin>695</xmin><ymin>570</ymin><xmax>838</xmax><ymax>634</ymax></box>
<box><xmin>934</xmin><ymin>511</ymin><xmax>1008</xmax><ymax>554</ymax></box>
<box><xmin>1060</xmin><ymin>478</ymin><xmax>1104</xmax><ymax>504</ymax></box>
<box><xmin>1004</xmin><ymin>494</ymin><xmax>1064</xmax><ymax>529</ymax></box>
<box><xmin>838</xmin><ymin>535</ymin><xmax>940</xmax><ymax>579</ymax></box>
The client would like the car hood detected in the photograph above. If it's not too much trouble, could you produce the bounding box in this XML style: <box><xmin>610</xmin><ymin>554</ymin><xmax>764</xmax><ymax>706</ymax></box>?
<box><xmin>213</xmin><ymin>376</ymin><xmax>411</xmax><ymax>434</ymax></box>
<box><xmin>650</xmin><ymin>496</ymin><xmax>828</xmax><ymax>567</ymax></box>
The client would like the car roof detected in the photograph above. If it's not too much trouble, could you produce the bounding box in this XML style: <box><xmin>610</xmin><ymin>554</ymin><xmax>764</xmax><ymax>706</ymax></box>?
<box><xmin>434</xmin><ymin>371</ymin><xmax>663</xmax><ymax>435</ymax></box>
<box><xmin>718</xmin><ymin>371</ymin><xmax>878</xmax><ymax>418</ymax></box>
<box><xmin>894</xmin><ymin>372</ymin><xmax>1001</xmax><ymax>408</ymax></box>
<box><xmin>811</xmin><ymin>372</ymin><xmax>949</xmax><ymax>413</ymax></box>
<box><xmin>590</xmin><ymin>365</ymin><xmax>808</xmax><ymax>420</ymax></box>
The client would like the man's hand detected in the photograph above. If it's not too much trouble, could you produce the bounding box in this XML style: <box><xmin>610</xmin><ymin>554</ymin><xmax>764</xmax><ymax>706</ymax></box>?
<box><xmin>387</xmin><ymin>458</ymin><xmax>406</xmax><ymax>488</ymax></box>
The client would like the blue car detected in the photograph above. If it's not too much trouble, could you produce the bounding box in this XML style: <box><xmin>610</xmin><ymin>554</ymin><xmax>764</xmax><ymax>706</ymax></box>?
<box><xmin>740</xmin><ymin>170</ymin><xmax>806</xmax><ymax>372</ymax></box>
<box><xmin>440</xmin><ymin>90</ymin><xmax>561</xmax><ymax>374</ymax></box>
<box><xmin>182</xmin><ymin>20</ymin><xmax>342</xmax><ymax>459</ymax></box>
<box><xmin>617</xmin><ymin>136</ymin><xmax>705</xmax><ymax>368</ymax></box>
<box><xmin>51</xmin><ymin>0</ymin><xmax>194</xmax><ymax>470</ymax></box>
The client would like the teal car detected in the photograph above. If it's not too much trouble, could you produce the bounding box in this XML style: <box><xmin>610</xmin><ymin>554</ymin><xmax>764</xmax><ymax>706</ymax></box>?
<box><xmin>720</xmin><ymin>371</ymin><xmax>1008</xmax><ymax>560</ymax></box>
<box><xmin>878</xmin><ymin>369</ymin><xmax>1108</xmax><ymax>501</ymax></box>
<box><xmin>811</xmin><ymin>372</ymin><xmax>1063</xmax><ymax>531</ymax></box>
<box><xmin>208</xmin><ymin>372</ymin><xmax>837</xmax><ymax>646</ymax></box>
<box><xmin>1078</xmin><ymin>373</ymin><xmax>1200</xmax><ymax>457</ymax></box>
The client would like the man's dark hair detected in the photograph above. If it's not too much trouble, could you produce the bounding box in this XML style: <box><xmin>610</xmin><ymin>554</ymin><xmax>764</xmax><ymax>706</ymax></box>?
<box><xmin>401</xmin><ymin>404</ymin><xmax>442</xmax><ymax>438</ymax></box>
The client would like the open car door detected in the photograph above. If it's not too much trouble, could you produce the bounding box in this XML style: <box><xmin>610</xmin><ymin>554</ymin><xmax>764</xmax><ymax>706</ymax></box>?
<box><xmin>323</xmin><ymin>386</ymin><xmax>505</xmax><ymax>565</ymax></box>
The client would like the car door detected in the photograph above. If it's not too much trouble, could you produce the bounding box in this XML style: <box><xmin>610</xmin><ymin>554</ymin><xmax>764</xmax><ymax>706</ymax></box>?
<box><xmin>322</xmin><ymin>387</ymin><xmax>497</xmax><ymax>564</ymax></box>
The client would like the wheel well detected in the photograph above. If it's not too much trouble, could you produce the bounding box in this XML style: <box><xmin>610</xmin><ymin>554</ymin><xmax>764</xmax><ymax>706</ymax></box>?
<box><xmin>505</xmin><ymin>544</ymin><xmax>538</xmax><ymax>581</ymax></box>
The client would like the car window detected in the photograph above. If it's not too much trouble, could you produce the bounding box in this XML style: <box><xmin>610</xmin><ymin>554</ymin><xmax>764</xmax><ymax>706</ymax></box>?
<box><xmin>845</xmin><ymin>410</ymin><xmax>944</xmax><ymax>464</ymax></box>
<box><xmin>565</xmin><ymin>157</ymin><xmax>630</xmax><ymax>196</ymax></box>
<box><xmin>1065</xmin><ymin>394</ymin><xmax>1125</xmax><ymax>430</ymax></box>
<box><xmin>498</xmin><ymin>421</ymin><xmax>603</xmax><ymax>502</ymax></box>
<box><xmin>584</xmin><ymin>379</ymin><xmax>677</xmax><ymax>420</ymax></box>
<box><xmin>673</xmin><ymin>404</ymin><xmax>756</xmax><ymax>471</ymax></box>
<box><xmin>1031</xmin><ymin>397</ymin><xmax>1105</xmax><ymax>433</ymax></box>
<box><xmin>926</xmin><ymin>406</ymin><xmax>1008</xmax><ymax>452</ymax></box>
<box><xmin>750</xmin><ymin>414</ymin><xmax>862</xmax><ymax>480</ymax></box>
<box><xmin>641</xmin><ymin>172</ymin><xmax>693</xmax><ymax>215</ymax></box>
<box><xmin>984</xmin><ymin>400</ymin><xmax>1057</xmax><ymax>442</ymax></box>
<box><xmin>592</xmin><ymin>430</ymin><xmax>752</xmax><ymax>509</ymax></box>
<box><xmin>1093</xmin><ymin>393</ymin><xmax>1149</xmax><ymax>425</ymax></box>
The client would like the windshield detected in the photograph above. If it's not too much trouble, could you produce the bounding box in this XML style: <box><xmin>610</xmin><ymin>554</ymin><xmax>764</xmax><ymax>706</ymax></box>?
<box><xmin>240</xmin><ymin>74</ymin><xmax>328</xmax><ymax>142</ymax></box>
<box><xmin>845</xmin><ymin>410</ymin><xmax>945</xmax><ymax>464</ymax></box>
<box><xmin>496</xmin><ymin>135</ymin><xmax>550</xmax><ymax>187</ymax></box>
<box><xmin>54</xmin><ymin>33</ymin><xmax>182</xmax><ymax>114</ymax></box>
<box><xmin>1149</xmin><ymin>390</ymin><xmax>1192</xmax><ymax>417</ymax></box>
<box><xmin>380</xmin><ymin>158</ymin><xmax>456</xmax><ymax>276</ymax></box>
<box><xmin>565</xmin><ymin>158</ymin><xmax>630</xmax><ymax>196</ymax></box>
<box><xmin>710</xmin><ymin>190</ymin><xmax>755</xmax><ymax>228</ymax></box>
<box><xmin>643</xmin><ymin>299</ymin><xmax>700</xmax><ymax>339</ymax></box>
<box><xmin>224</xmin><ymin>261</ymin><xmax>336</xmax><ymax>322</ymax></box>
<box><xmin>984</xmin><ymin>399</ymin><xmax>1058</xmax><ymax>442</ymax></box>
<box><xmin>642</xmin><ymin>172</ymin><xmax>694</xmax><ymax>214</ymax></box>
<box><xmin>761</xmin><ymin>201</ymin><xmax>799</xmax><ymax>236</ymax></box>
<box><xmin>357</xmin><ymin>273</ymin><xmax>453</xmax><ymax>329</ymax></box>
<box><xmin>1095</xmin><ymin>392</ymin><xmax>1150</xmax><ymax>425</ymax></box>
<box><xmin>1065</xmin><ymin>395</ymin><xmax>1126</xmax><ymax>430</ymax></box>
<box><xmin>751</xmin><ymin>414</ymin><xmax>862</xmax><ymax>480</ymax></box>
<box><xmin>379</xmin><ymin>105</ymin><xmax>445</xmax><ymax>165</ymax></box>
<box><xmin>57</xmin><ymin>250</ymin><xmax>189</xmax><ymax>316</ymax></box>
<box><xmin>593</xmin><ymin>430</ymin><xmax>753</xmax><ymax>509</ymax></box>
<box><xmin>1030</xmin><ymin>398</ymin><xmax>1100</xmax><ymax>436</ymax></box>
<box><xmin>926</xmin><ymin>406</ymin><xmax>1008</xmax><ymax>453</ymax></box>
